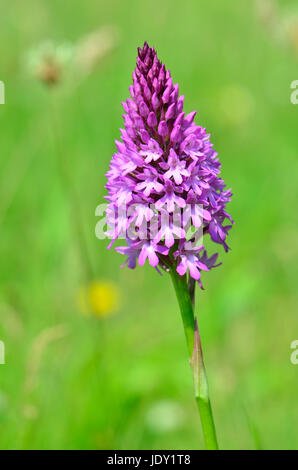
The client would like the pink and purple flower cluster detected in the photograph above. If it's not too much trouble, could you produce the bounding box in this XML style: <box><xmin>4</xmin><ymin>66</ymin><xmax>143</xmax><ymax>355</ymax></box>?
<box><xmin>105</xmin><ymin>42</ymin><xmax>233</xmax><ymax>286</ymax></box>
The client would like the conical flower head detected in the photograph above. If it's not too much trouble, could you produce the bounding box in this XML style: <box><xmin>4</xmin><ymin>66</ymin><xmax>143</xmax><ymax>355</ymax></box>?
<box><xmin>105</xmin><ymin>42</ymin><xmax>233</xmax><ymax>286</ymax></box>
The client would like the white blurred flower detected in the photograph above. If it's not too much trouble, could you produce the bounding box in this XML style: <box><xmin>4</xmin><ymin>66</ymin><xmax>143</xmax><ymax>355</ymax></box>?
<box><xmin>255</xmin><ymin>0</ymin><xmax>278</xmax><ymax>25</ymax></box>
<box><xmin>75</xmin><ymin>25</ymin><xmax>119</xmax><ymax>77</ymax></box>
<box><xmin>282</xmin><ymin>10</ymin><xmax>298</xmax><ymax>57</ymax></box>
<box><xmin>145</xmin><ymin>400</ymin><xmax>184</xmax><ymax>433</ymax></box>
<box><xmin>27</xmin><ymin>40</ymin><xmax>74</xmax><ymax>86</ymax></box>
<box><xmin>26</xmin><ymin>25</ymin><xmax>119</xmax><ymax>88</ymax></box>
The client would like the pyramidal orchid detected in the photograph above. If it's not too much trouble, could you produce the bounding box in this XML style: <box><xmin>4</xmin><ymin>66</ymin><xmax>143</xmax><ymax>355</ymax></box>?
<box><xmin>105</xmin><ymin>42</ymin><xmax>233</xmax><ymax>449</ymax></box>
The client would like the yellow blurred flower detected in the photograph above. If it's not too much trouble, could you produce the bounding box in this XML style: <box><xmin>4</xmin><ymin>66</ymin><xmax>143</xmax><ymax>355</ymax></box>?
<box><xmin>78</xmin><ymin>280</ymin><xmax>120</xmax><ymax>318</ymax></box>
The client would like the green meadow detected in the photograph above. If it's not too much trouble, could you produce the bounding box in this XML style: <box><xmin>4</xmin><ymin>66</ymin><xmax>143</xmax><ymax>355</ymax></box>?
<box><xmin>0</xmin><ymin>0</ymin><xmax>297</xmax><ymax>449</ymax></box>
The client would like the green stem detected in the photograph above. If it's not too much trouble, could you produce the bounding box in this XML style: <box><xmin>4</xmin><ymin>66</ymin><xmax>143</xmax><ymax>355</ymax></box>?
<box><xmin>170</xmin><ymin>268</ymin><xmax>219</xmax><ymax>450</ymax></box>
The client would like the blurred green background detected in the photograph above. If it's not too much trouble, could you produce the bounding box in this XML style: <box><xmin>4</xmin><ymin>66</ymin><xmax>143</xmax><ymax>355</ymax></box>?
<box><xmin>0</xmin><ymin>0</ymin><xmax>298</xmax><ymax>450</ymax></box>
